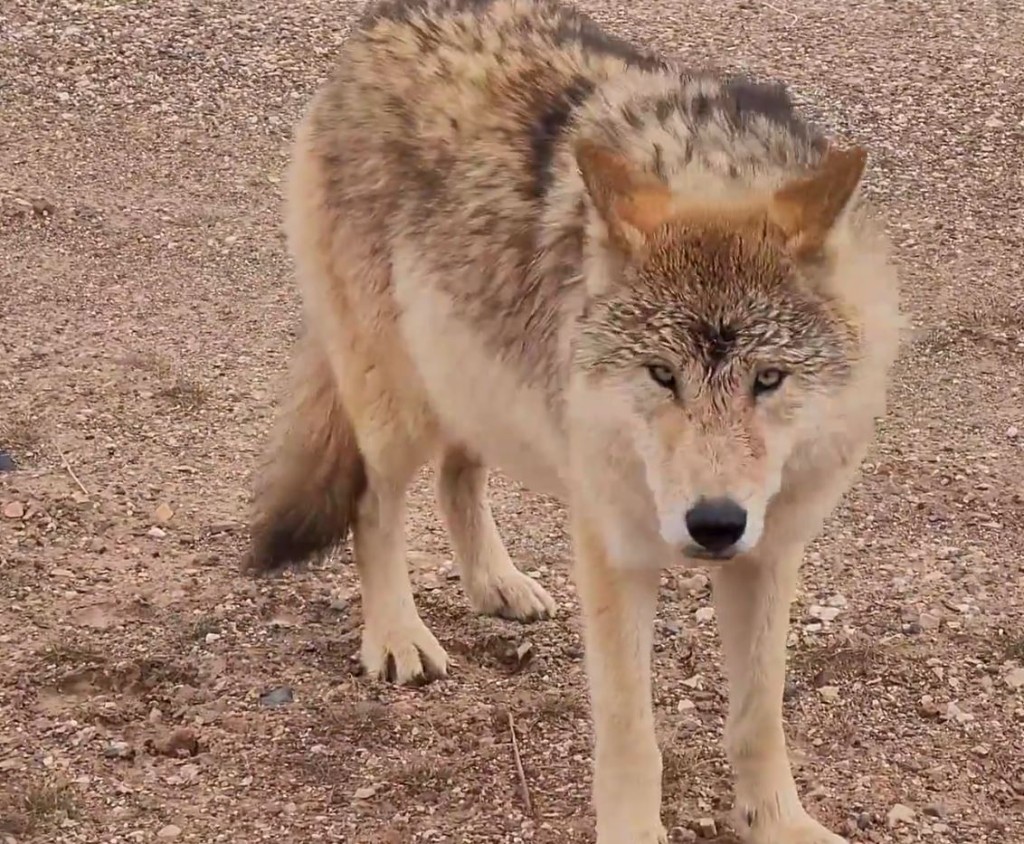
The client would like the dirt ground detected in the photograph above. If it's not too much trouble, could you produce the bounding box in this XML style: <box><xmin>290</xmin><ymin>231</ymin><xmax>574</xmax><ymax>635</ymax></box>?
<box><xmin>1</xmin><ymin>0</ymin><xmax>1023</xmax><ymax>842</ymax></box>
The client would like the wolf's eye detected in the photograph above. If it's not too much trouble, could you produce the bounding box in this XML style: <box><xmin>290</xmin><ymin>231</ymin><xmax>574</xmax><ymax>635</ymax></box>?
<box><xmin>753</xmin><ymin>368</ymin><xmax>787</xmax><ymax>396</ymax></box>
<box><xmin>647</xmin><ymin>364</ymin><xmax>678</xmax><ymax>393</ymax></box>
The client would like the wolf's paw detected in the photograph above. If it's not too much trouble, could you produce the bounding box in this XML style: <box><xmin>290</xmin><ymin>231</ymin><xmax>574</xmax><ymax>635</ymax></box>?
<box><xmin>467</xmin><ymin>568</ymin><xmax>557</xmax><ymax>622</ymax></box>
<box><xmin>361</xmin><ymin>616</ymin><xmax>449</xmax><ymax>684</ymax></box>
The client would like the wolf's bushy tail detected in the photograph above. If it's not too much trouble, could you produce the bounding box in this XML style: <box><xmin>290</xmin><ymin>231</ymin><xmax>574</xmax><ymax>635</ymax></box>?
<box><xmin>245</xmin><ymin>334</ymin><xmax>366</xmax><ymax>574</ymax></box>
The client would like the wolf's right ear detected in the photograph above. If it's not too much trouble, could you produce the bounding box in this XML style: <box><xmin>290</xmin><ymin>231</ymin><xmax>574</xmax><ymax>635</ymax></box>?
<box><xmin>575</xmin><ymin>139</ymin><xmax>676</xmax><ymax>258</ymax></box>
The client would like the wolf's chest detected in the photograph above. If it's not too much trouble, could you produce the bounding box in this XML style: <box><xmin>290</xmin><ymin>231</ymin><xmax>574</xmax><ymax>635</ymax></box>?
<box><xmin>391</xmin><ymin>249</ymin><xmax>568</xmax><ymax>496</ymax></box>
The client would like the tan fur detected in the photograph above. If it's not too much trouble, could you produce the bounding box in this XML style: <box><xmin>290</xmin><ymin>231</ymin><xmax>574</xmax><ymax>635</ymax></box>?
<box><xmin>248</xmin><ymin>1</ymin><xmax>902</xmax><ymax>841</ymax></box>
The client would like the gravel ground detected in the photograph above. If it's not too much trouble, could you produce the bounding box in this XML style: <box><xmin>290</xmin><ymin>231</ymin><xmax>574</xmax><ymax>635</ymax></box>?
<box><xmin>1</xmin><ymin>1</ymin><xmax>1023</xmax><ymax>842</ymax></box>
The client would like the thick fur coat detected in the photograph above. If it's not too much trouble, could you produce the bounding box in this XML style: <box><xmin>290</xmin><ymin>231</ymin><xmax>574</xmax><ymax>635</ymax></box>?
<box><xmin>247</xmin><ymin>2</ymin><xmax>902</xmax><ymax>841</ymax></box>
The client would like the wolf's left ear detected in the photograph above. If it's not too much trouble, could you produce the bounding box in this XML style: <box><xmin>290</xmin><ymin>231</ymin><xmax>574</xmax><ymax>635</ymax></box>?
<box><xmin>575</xmin><ymin>139</ymin><xmax>675</xmax><ymax>257</ymax></box>
<box><xmin>768</xmin><ymin>146</ymin><xmax>867</xmax><ymax>261</ymax></box>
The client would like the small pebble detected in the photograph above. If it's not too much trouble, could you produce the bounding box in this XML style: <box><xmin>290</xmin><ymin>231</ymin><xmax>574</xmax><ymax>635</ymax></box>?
<box><xmin>259</xmin><ymin>686</ymin><xmax>294</xmax><ymax>708</ymax></box>
<box><xmin>353</xmin><ymin>784</ymin><xmax>378</xmax><ymax>800</ymax></box>
<box><xmin>103</xmin><ymin>741</ymin><xmax>134</xmax><ymax>760</ymax></box>
<box><xmin>150</xmin><ymin>727</ymin><xmax>200</xmax><ymax>758</ymax></box>
<box><xmin>809</xmin><ymin>605</ymin><xmax>842</xmax><ymax>622</ymax></box>
<box><xmin>944</xmin><ymin>701</ymin><xmax>973</xmax><ymax>723</ymax></box>
<box><xmin>1005</xmin><ymin>667</ymin><xmax>1024</xmax><ymax>689</ymax></box>
<box><xmin>678</xmin><ymin>574</ymin><xmax>709</xmax><ymax>594</ymax></box>
<box><xmin>887</xmin><ymin>804</ymin><xmax>916</xmax><ymax>827</ymax></box>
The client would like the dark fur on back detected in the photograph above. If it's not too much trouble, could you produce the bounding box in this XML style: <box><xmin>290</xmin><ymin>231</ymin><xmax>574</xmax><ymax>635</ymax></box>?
<box><xmin>530</xmin><ymin>75</ymin><xmax>595</xmax><ymax>198</ymax></box>
<box><xmin>304</xmin><ymin>0</ymin><xmax>828</xmax><ymax>403</ymax></box>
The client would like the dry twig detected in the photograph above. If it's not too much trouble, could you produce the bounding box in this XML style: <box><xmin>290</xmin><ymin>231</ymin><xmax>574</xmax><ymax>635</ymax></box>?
<box><xmin>507</xmin><ymin>712</ymin><xmax>533</xmax><ymax>817</ymax></box>
<box><xmin>763</xmin><ymin>2</ymin><xmax>798</xmax><ymax>23</ymax></box>
<box><xmin>57</xmin><ymin>444</ymin><xmax>89</xmax><ymax>497</ymax></box>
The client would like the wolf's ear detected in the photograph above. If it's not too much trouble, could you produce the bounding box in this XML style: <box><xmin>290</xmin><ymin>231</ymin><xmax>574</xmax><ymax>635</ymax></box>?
<box><xmin>575</xmin><ymin>139</ymin><xmax>675</xmax><ymax>257</ymax></box>
<box><xmin>768</xmin><ymin>146</ymin><xmax>867</xmax><ymax>261</ymax></box>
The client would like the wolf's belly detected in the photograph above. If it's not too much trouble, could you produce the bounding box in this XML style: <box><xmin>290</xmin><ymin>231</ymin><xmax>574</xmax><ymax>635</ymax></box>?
<box><xmin>391</xmin><ymin>251</ymin><xmax>567</xmax><ymax>498</ymax></box>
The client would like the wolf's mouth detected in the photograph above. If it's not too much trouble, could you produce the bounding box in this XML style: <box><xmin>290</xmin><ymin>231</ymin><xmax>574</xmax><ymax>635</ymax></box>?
<box><xmin>681</xmin><ymin>544</ymin><xmax>737</xmax><ymax>565</ymax></box>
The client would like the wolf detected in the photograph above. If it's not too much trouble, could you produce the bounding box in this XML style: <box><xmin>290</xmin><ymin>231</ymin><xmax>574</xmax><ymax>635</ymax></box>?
<box><xmin>245</xmin><ymin>0</ymin><xmax>901</xmax><ymax>841</ymax></box>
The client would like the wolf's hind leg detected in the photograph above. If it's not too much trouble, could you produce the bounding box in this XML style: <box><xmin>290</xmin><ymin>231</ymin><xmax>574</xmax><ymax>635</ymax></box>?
<box><xmin>337</xmin><ymin>383</ymin><xmax>450</xmax><ymax>684</ymax></box>
<box><xmin>353</xmin><ymin>462</ymin><xmax>449</xmax><ymax>684</ymax></box>
<box><xmin>284</xmin><ymin>120</ymin><xmax>449</xmax><ymax>684</ymax></box>
<box><xmin>436</xmin><ymin>446</ymin><xmax>556</xmax><ymax>622</ymax></box>
<box><xmin>325</xmin><ymin>327</ymin><xmax>449</xmax><ymax>686</ymax></box>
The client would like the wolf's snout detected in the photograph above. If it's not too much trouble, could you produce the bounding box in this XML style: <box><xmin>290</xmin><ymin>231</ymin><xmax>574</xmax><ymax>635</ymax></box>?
<box><xmin>685</xmin><ymin>498</ymin><xmax>747</xmax><ymax>554</ymax></box>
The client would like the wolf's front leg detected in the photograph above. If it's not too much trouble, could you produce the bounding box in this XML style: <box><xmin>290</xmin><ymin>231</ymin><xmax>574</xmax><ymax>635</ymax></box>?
<box><xmin>573</xmin><ymin>516</ymin><xmax>667</xmax><ymax>844</ymax></box>
<box><xmin>436</xmin><ymin>446</ymin><xmax>556</xmax><ymax>622</ymax></box>
<box><xmin>712</xmin><ymin>549</ymin><xmax>846</xmax><ymax>844</ymax></box>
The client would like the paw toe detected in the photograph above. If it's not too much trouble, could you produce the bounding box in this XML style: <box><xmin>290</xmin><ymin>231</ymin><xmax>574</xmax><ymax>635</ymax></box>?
<box><xmin>363</xmin><ymin>623</ymin><xmax>450</xmax><ymax>685</ymax></box>
<box><xmin>474</xmin><ymin>571</ymin><xmax>557</xmax><ymax>622</ymax></box>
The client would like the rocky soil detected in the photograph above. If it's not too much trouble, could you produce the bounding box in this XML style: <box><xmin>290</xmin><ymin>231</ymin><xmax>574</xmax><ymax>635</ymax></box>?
<box><xmin>2</xmin><ymin>0</ymin><xmax>1022</xmax><ymax>842</ymax></box>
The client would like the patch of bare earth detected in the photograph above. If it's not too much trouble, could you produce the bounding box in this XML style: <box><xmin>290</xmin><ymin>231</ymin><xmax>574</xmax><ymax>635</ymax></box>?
<box><xmin>1</xmin><ymin>0</ymin><xmax>1022</xmax><ymax>842</ymax></box>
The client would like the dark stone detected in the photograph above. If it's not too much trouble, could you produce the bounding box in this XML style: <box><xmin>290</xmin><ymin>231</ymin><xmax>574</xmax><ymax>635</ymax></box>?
<box><xmin>259</xmin><ymin>686</ymin><xmax>295</xmax><ymax>708</ymax></box>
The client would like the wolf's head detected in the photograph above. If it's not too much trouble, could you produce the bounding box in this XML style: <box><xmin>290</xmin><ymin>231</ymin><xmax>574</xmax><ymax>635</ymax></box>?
<box><xmin>571</xmin><ymin>138</ymin><xmax>869</xmax><ymax>561</ymax></box>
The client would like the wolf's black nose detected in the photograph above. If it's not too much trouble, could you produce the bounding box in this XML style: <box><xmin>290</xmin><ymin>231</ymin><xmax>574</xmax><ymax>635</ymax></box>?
<box><xmin>685</xmin><ymin>498</ymin><xmax>747</xmax><ymax>553</ymax></box>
